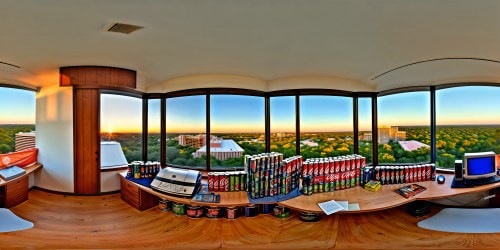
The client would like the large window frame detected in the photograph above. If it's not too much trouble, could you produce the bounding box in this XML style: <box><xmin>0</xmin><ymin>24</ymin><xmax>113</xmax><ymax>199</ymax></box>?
<box><xmin>103</xmin><ymin>83</ymin><xmax>500</xmax><ymax>172</ymax></box>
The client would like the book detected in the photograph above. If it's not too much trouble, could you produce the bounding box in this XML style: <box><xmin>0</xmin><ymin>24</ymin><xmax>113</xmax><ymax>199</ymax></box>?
<box><xmin>0</xmin><ymin>166</ymin><xmax>26</xmax><ymax>181</ymax></box>
<box><xmin>395</xmin><ymin>184</ymin><xmax>427</xmax><ymax>198</ymax></box>
<box><xmin>317</xmin><ymin>200</ymin><xmax>346</xmax><ymax>215</ymax></box>
<box><xmin>191</xmin><ymin>193</ymin><xmax>220</xmax><ymax>203</ymax></box>
<box><xmin>364</xmin><ymin>180</ymin><xmax>381</xmax><ymax>192</ymax></box>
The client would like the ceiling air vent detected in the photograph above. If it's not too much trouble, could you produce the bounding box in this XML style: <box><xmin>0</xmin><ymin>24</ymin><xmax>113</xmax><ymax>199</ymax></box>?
<box><xmin>107</xmin><ymin>23</ymin><xmax>143</xmax><ymax>34</ymax></box>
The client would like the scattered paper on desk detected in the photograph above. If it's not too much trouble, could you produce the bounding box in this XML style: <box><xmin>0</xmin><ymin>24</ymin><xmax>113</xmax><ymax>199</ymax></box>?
<box><xmin>336</xmin><ymin>201</ymin><xmax>349</xmax><ymax>211</ymax></box>
<box><xmin>318</xmin><ymin>200</ymin><xmax>345</xmax><ymax>215</ymax></box>
<box><xmin>348</xmin><ymin>203</ymin><xmax>360</xmax><ymax>211</ymax></box>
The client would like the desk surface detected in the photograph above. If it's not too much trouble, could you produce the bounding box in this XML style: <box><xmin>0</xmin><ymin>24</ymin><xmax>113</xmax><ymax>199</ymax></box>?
<box><xmin>279</xmin><ymin>174</ymin><xmax>500</xmax><ymax>213</ymax></box>
<box><xmin>0</xmin><ymin>163</ymin><xmax>43</xmax><ymax>186</ymax></box>
<box><xmin>120</xmin><ymin>172</ymin><xmax>500</xmax><ymax>213</ymax></box>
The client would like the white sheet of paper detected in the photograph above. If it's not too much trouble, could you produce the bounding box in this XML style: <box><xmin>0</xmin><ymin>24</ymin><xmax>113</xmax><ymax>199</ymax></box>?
<box><xmin>348</xmin><ymin>203</ymin><xmax>360</xmax><ymax>211</ymax></box>
<box><xmin>336</xmin><ymin>201</ymin><xmax>349</xmax><ymax>211</ymax></box>
<box><xmin>317</xmin><ymin>200</ymin><xmax>345</xmax><ymax>215</ymax></box>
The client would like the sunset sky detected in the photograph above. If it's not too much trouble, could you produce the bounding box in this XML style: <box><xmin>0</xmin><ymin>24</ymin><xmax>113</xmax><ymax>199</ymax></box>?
<box><xmin>4</xmin><ymin>86</ymin><xmax>497</xmax><ymax>133</ymax></box>
<box><xmin>0</xmin><ymin>87</ymin><xmax>35</xmax><ymax>124</ymax></box>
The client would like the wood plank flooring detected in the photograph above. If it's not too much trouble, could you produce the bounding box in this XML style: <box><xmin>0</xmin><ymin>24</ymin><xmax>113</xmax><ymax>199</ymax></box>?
<box><xmin>1</xmin><ymin>189</ymin><xmax>499</xmax><ymax>249</ymax></box>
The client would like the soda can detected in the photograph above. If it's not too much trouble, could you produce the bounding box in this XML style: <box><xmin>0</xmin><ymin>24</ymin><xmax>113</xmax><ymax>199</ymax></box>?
<box><xmin>355</xmin><ymin>168</ymin><xmax>360</xmax><ymax>186</ymax></box>
<box><xmin>307</xmin><ymin>162</ymin><xmax>314</xmax><ymax>176</ymax></box>
<box><xmin>240</xmin><ymin>171</ymin><xmax>246</xmax><ymax>191</ymax></box>
<box><xmin>350</xmin><ymin>170</ymin><xmax>356</xmax><ymax>187</ymax></box>
<box><xmin>339</xmin><ymin>172</ymin><xmax>345</xmax><ymax>190</ymax></box>
<box><xmin>340</xmin><ymin>159</ymin><xmax>346</xmax><ymax>172</ymax></box>
<box><xmin>355</xmin><ymin>156</ymin><xmax>361</xmax><ymax>169</ymax></box>
<box><xmin>378</xmin><ymin>166</ymin><xmax>384</xmax><ymax>185</ymax></box>
<box><xmin>346</xmin><ymin>157</ymin><xmax>352</xmax><ymax>171</ymax></box>
<box><xmin>324</xmin><ymin>175</ymin><xmax>330</xmax><ymax>192</ymax></box>
<box><xmin>319</xmin><ymin>161</ymin><xmax>325</xmax><ymax>176</ymax></box>
<box><xmin>404</xmin><ymin>166</ymin><xmax>409</xmax><ymax>183</ymax></box>
<box><xmin>229</xmin><ymin>173</ymin><xmax>235</xmax><ymax>192</ymax></box>
<box><xmin>214</xmin><ymin>173</ymin><xmax>220</xmax><ymax>192</ymax></box>
<box><xmin>302</xmin><ymin>162</ymin><xmax>308</xmax><ymax>177</ymax></box>
<box><xmin>313</xmin><ymin>161</ymin><xmax>319</xmax><ymax>177</ymax></box>
<box><xmin>425</xmin><ymin>164</ymin><xmax>431</xmax><ymax>181</ymax></box>
<box><xmin>399</xmin><ymin>166</ymin><xmax>404</xmax><ymax>184</ymax></box>
<box><xmin>235</xmin><ymin>172</ymin><xmax>240</xmax><ymax>191</ymax></box>
<box><xmin>286</xmin><ymin>161</ymin><xmax>292</xmax><ymax>175</ymax></box>
<box><xmin>415</xmin><ymin>165</ymin><xmax>420</xmax><ymax>182</ymax></box>
<box><xmin>326</xmin><ymin>160</ymin><xmax>333</xmax><ymax>175</ymax></box>
<box><xmin>394</xmin><ymin>166</ymin><xmax>400</xmax><ymax>184</ymax></box>
<box><xmin>430</xmin><ymin>163</ymin><xmax>436</xmax><ymax>181</ymax></box>
<box><xmin>375</xmin><ymin>166</ymin><xmax>380</xmax><ymax>182</ymax></box>
<box><xmin>208</xmin><ymin>173</ymin><xmax>214</xmax><ymax>191</ymax></box>
<box><xmin>224</xmin><ymin>173</ymin><xmax>230</xmax><ymax>192</ymax></box>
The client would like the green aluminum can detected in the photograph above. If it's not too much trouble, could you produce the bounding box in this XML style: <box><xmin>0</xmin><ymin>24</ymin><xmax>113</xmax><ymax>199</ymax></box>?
<box><xmin>230</xmin><ymin>173</ymin><xmax>235</xmax><ymax>192</ymax></box>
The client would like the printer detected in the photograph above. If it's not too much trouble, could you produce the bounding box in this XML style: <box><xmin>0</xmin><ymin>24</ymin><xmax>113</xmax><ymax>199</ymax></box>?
<box><xmin>151</xmin><ymin>167</ymin><xmax>202</xmax><ymax>197</ymax></box>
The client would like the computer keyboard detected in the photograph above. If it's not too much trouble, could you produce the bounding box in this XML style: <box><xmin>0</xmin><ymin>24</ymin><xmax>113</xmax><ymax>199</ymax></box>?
<box><xmin>464</xmin><ymin>176</ymin><xmax>500</xmax><ymax>186</ymax></box>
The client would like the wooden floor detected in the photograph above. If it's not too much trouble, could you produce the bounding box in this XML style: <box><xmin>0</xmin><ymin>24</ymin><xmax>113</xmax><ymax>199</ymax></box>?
<box><xmin>1</xmin><ymin>190</ymin><xmax>500</xmax><ymax>249</ymax></box>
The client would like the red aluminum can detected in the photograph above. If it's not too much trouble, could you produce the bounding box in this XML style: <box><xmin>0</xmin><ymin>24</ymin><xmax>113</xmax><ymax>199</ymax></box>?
<box><xmin>214</xmin><ymin>173</ymin><xmax>220</xmax><ymax>192</ymax></box>
<box><xmin>223</xmin><ymin>173</ymin><xmax>230</xmax><ymax>192</ymax></box>
<box><xmin>319</xmin><ymin>161</ymin><xmax>325</xmax><ymax>176</ymax></box>
<box><xmin>307</xmin><ymin>162</ymin><xmax>313</xmax><ymax>176</ymax></box>
<box><xmin>329</xmin><ymin>160</ymin><xmax>335</xmax><ymax>174</ymax></box>
<box><xmin>404</xmin><ymin>166</ymin><xmax>409</xmax><ymax>183</ymax></box>
<box><xmin>302</xmin><ymin>162</ymin><xmax>308</xmax><ymax>177</ymax></box>
<box><xmin>345</xmin><ymin>157</ymin><xmax>351</xmax><ymax>171</ymax></box>
<box><xmin>361</xmin><ymin>156</ymin><xmax>366</xmax><ymax>167</ymax></box>
<box><xmin>334</xmin><ymin>159</ymin><xmax>340</xmax><ymax>173</ymax></box>
<box><xmin>416</xmin><ymin>165</ymin><xmax>422</xmax><ymax>182</ymax></box>
<box><xmin>324</xmin><ymin>160</ymin><xmax>330</xmax><ymax>175</ymax></box>
<box><xmin>340</xmin><ymin>159</ymin><xmax>346</xmax><ymax>172</ymax></box>
<box><xmin>355</xmin><ymin>156</ymin><xmax>361</xmax><ymax>169</ymax></box>
<box><xmin>287</xmin><ymin>161</ymin><xmax>292</xmax><ymax>175</ymax></box>
<box><xmin>208</xmin><ymin>172</ymin><xmax>214</xmax><ymax>191</ymax></box>
<box><xmin>313</xmin><ymin>161</ymin><xmax>319</xmax><ymax>177</ymax></box>
<box><xmin>425</xmin><ymin>164</ymin><xmax>431</xmax><ymax>181</ymax></box>
<box><xmin>350</xmin><ymin>157</ymin><xmax>356</xmax><ymax>170</ymax></box>
<box><xmin>340</xmin><ymin>172</ymin><xmax>346</xmax><ymax>190</ymax></box>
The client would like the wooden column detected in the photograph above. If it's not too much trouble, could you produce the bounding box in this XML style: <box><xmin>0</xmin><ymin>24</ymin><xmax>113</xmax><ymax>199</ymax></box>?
<box><xmin>61</xmin><ymin>66</ymin><xmax>137</xmax><ymax>195</ymax></box>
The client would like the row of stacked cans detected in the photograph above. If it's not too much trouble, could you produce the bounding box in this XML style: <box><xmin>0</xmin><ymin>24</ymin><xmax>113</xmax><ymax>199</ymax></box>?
<box><xmin>126</xmin><ymin>161</ymin><xmax>162</xmax><ymax>179</ymax></box>
<box><xmin>207</xmin><ymin>171</ymin><xmax>247</xmax><ymax>192</ymax></box>
<box><xmin>374</xmin><ymin>164</ymin><xmax>436</xmax><ymax>185</ymax></box>
<box><xmin>301</xmin><ymin>154</ymin><xmax>366</xmax><ymax>195</ymax></box>
<box><xmin>244</xmin><ymin>153</ymin><xmax>302</xmax><ymax>199</ymax></box>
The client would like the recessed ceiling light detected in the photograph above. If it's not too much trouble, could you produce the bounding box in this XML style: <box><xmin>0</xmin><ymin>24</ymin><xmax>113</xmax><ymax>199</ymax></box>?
<box><xmin>106</xmin><ymin>23</ymin><xmax>143</xmax><ymax>35</ymax></box>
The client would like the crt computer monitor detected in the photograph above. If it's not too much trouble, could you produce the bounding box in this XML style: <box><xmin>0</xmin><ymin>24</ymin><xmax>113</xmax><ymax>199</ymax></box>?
<box><xmin>463</xmin><ymin>151</ymin><xmax>496</xmax><ymax>180</ymax></box>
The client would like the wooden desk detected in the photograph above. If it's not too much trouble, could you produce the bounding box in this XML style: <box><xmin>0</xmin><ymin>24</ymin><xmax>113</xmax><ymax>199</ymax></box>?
<box><xmin>119</xmin><ymin>174</ymin><xmax>250</xmax><ymax>211</ymax></box>
<box><xmin>278</xmin><ymin>173</ymin><xmax>500</xmax><ymax>213</ymax></box>
<box><xmin>120</xmin><ymin>172</ymin><xmax>500</xmax><ymax>213</ymax></box>
<box><xmin>0</xmin><ymin>163</ymin><xmax>43</xmax><ymax>208</ymax></box>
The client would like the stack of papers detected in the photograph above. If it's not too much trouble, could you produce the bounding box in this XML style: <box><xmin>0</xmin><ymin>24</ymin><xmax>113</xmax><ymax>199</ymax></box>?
<box><xmin>317</xmin><ymin>200</ymin><xmax>360</xmax><ymax>215</ymax></box>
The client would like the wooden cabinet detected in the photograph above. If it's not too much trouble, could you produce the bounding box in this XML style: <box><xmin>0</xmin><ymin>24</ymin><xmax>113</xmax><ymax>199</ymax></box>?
<box><xmin>120</xmin><ymin>177</ymin><xmax>158</xmax><ymax>211</ymax></box>
<box><xmin>0</xmin><ymin>175</ymin><xmax>29</xmax><ymax>208</ymax></box>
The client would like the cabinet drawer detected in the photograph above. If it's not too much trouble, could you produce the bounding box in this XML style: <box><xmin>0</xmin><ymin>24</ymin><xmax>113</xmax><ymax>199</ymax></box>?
<box><xmin>120</xmin><ymin>178</ymin><xmax>139</xmax><ymax>195</ymax></box>
<box><xmin>5</xmin><ymin>190</ymin><xmax>28</xmax><ymax>208</ymax></box>
<box><xmin>7</xmin><ymin>176</ymin><xmax>28</xmax><ymax>191</ymax></box>
<box><xmin>121</xmin><ymin>192</ymin><xmax>139</xmax><ymax>209</ymax></box>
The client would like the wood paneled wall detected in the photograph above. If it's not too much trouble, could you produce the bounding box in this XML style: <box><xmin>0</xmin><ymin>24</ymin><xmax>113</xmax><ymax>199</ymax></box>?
<box><xmin>74</xmin><ymin>89</ymin><xmax>100</xmax><ymax>194</ymax></box>
<box><xmin>60</xmin><ymin>66</ymin><xmax>136</xmax><ymax>89</ymax></box>
<box><xmin>62</xmin><ymin>66</ymin><xmax>137</xmax><ymax>195</ymax></box>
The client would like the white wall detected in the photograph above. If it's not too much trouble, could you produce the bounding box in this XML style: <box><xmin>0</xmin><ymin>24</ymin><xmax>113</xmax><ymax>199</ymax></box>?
<box><xmin>100</xmin><ymin>169</ymin><xmax>125</xmax><ymax>193</ymax></box>
<box><xmin>35</xmin><ymin>84</ymin><xmax>74</xmax><ymax>193</ymax></box>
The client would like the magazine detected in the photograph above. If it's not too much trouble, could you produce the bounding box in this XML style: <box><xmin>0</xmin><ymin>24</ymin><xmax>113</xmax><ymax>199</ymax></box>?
<box><xmin>395</xmin><ymin>184</ymin><xmax>427</xmax><ymax>198</ymax></box>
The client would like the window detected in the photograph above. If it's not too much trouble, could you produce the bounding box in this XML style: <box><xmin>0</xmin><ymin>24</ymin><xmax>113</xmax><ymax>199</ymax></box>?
<box><xmin>166</xmin><ymin>95</ymin><xmax>206</xmax><ymax>168</ymax></box>
<box><xmin>210</xmin><ymin>95</ymin><xmax>265</xmax><ymax>168</ymax></box>
<box><xmin>270</xmin><ymin>96</ymin><xmax>296</xmax><ymax>158</ymax></box>
<box><xmin>147</xmin><ymin>99</ymin><xmax>161</xmax><ymax>162</ymax></box>
<box><xmin>358</xmin><ymin>97</ymin><xmax>373</xmax><ymax>163</ymax></box>
<box><xmin>0</xmin><ymin>87</ymin><xmax>36</xmax><ymax>154</ymax></box>
<box><xmin>436</xmin><ymin>86</ymin><xmax>500</xmax><ymax>169</ymax></box>
<box><xmin>100</xmin><ymin>94</ymin><xmax>143</xmax><ymax>162</ymax></box>
<box><xmin>300</xmin><ymin>96</ymin><xmax>354</xmax><ymax>158</ymax></box>
<box><xmin>377</xmin><ymin>91</ymin><xmax>430</xmax><ymax>163</ymax></box>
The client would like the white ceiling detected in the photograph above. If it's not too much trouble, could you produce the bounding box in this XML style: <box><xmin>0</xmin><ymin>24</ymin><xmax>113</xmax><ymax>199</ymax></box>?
<box><xmin>1</xmin><ymin>0</ymin><xmax>500</xmax><ymax>92</ymax></box>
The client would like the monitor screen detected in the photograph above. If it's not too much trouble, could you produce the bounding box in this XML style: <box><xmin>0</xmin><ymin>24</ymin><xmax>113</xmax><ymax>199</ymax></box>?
<box><xmin>466</xmin><ymin>157</ymin><xmax>495</xmax><ymax>176</ymax></box>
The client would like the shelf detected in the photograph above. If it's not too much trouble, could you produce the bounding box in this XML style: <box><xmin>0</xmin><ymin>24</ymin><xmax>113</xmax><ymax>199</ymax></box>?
<box><xmin>120</xmin><ymin>172</ymin><xmax>500</xmax><ymax>214</ymax></box>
